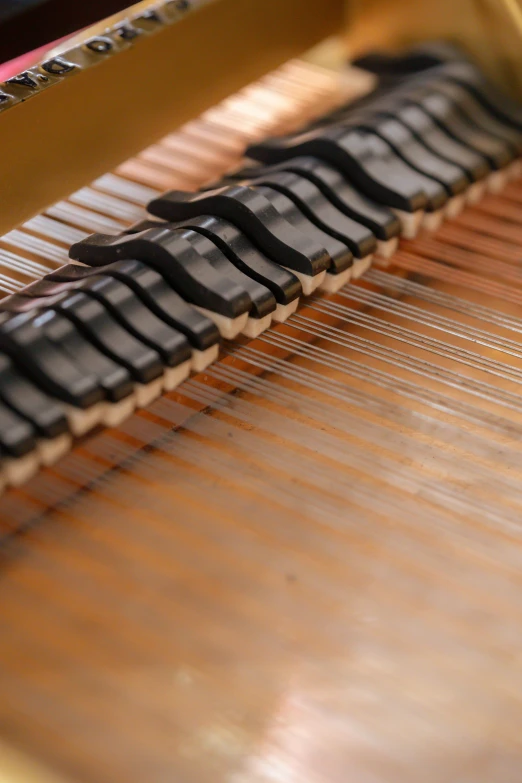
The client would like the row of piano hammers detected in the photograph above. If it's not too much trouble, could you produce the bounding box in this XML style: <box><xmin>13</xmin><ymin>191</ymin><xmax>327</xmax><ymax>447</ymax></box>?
<box><xmin>0</xmin><ymin>42</ymin><xmax>521</xmax><ymax>489</ymax></box>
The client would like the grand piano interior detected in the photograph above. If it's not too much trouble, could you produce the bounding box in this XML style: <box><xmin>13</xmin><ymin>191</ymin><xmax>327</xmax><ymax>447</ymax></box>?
<box><xmin>2</xmin><ymin>1</ymin><xmax>522</xmax><ymax>781</ymax></box>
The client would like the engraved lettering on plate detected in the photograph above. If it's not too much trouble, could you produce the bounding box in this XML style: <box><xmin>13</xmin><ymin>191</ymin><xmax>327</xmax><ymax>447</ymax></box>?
<box><xmin>41</xmin><ymin>58</ymin><xmax>77</xmax><ymax>76</ymax></box>
<box><xmin>0</xmin><ymin>0</ymin><xmax>196</xmax><ymax>114</ymax></box>
<box><xmin>84</xmin><ymin>37</ymin><xmax>114</xmax><ymax>54</ymax></box>
<box><xmin>115</xmin><ymin>23</ymin><xmax>142</xmax><ymax>41</ymax></box>
<box><xmin>6</xmin><ymin>72</ymin><xmax>38</xmax><ymax>89</ymax></box>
